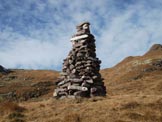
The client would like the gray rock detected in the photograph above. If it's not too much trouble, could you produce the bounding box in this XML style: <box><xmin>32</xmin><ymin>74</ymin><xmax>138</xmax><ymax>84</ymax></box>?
<box><xmin>0</xmin><ymin>65</ymin><xmax>10</xmax><ymax>74</ymax></box>
<box><xmin>68</xmin><ymin>85</ymin><xmax>88</xmax><ymax>91</ymax></box>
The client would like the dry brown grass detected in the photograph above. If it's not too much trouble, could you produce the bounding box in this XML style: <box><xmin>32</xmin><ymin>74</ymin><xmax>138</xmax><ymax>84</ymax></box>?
<box><xmin>0</xmin><ymin>70</ymin><xmax>59</xmax><ymax>101</ymax></box>
<box><xmin>0</xmin><ymin>101</ymin><xmax>26</xmax><ymax>114</ymax></box>
<box><xmin>8</xmin><ymin>95</ymin><xmax>159</xmax><ymax>122</ymax></box>
<box><xmin>0</xmin><ymin>44</ymin><xmax>162</xmax><ymax>122</ymax></box>
<box><xmin>0</xmin><ymin>101</ymin><xmax>26</xmax><ymax>122</ymax></box>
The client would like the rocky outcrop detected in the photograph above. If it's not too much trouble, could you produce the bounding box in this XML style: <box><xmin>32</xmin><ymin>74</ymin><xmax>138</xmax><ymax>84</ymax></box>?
<box><xmin>144</xmin><ymin>44</ymin><xmax>162</xmax><ymax>56</ymax></box>
<box><xmin>149</xmin><ymin>44</ymin><xmax>162</xmax><ymax>51</ymax></box>
<box><xmin>0</xmin><ymin>65</ymin><xmax>10</xmax><ymax>74</ymax></box>
<box><xmin>53</xmin><ymin>22</ymin><xmax>106</xmax><ymax>98</ymax></box>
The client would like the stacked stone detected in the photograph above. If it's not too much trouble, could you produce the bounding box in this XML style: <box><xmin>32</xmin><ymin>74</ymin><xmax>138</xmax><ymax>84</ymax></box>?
<box><xmin>53</xmin><ymin>22</ymin><xmax>106</xmax><ymax>98</ymax></box>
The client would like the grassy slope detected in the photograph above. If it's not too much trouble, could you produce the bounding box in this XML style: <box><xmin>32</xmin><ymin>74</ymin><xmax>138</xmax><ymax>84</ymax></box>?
<box><xmin>0</xmin><ymin>70</ymin><xmax>59</xmax><ymax>100</ymax></box>
<box><xmin>0</xmin><ymin>44</ymin><xmax>162</xmax><ymax>122</ymax></box>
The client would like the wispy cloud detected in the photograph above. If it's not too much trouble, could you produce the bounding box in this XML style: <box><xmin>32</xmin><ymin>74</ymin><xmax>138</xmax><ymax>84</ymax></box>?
<box><xmin>0</xmin><ymin>0</ymin><xmax>162</xmax><ymax>70</ymax></box>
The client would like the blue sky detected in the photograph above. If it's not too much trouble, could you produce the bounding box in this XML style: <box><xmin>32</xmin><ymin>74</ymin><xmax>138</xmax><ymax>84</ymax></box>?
<box><xmin>0</xmin><ymin>0</ymin><xmax>162</xmax><ymax>70</ymax></box>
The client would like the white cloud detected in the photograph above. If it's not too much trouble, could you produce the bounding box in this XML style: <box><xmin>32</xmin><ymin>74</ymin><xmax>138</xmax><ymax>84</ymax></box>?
<box><xmin>96</xmin><ymin>2</ymin><xmax>162</xmax><ymax>68</ymax></box>
<box><xmin>0</xmin><ymin>0</ymin><xmax>162</xmax><ymax>70</ymax></box>
<box><xmin>0</xmin><ymin>28</ymin><xmax>71</xmax><ymax>69</ymax></box>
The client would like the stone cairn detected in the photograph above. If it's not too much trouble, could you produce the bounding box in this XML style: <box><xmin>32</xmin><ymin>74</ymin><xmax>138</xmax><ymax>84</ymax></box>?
<box><xmin>53</xmin><ymin>22</ymin><xmax>106</xmax><ymax>98</ymax></box>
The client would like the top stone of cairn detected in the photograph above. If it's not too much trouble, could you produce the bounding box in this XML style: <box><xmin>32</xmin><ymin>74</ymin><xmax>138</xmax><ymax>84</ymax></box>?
<box><xmin>74</xmin><ymin>22</ymin><xmax>90</xmax><ymax>37</ymax></box>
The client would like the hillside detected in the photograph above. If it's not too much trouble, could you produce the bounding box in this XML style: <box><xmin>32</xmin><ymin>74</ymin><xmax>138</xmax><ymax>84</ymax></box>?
<box><xmin>0</xmin><ymin>69</ymin><xmax>59</xmax><ymax>101</ymax></box>
<box><xmin>101</xmin><ymin>44</ymin><xmax>162</xmax><ymax>96</ymax></box>
<box><xmin>0</xmin><ymin>44</ymin><xmax>162</xmax><ymax>122</ymax></box>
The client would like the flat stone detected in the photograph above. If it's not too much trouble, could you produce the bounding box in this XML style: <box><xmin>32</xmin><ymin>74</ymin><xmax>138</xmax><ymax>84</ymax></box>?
<box><xmin>72</xmin><ymin>69</ymin><xmax>76</xmax><ymax>74</ymax></box>
<box><xmin>59</xmin><ymin>82</ymin><xmax>71</xmax><ymax>88</ymax></box>
<box><xmin>80</xmin><ymin>40</ymin><xmax>87</xmax><ymax>43</ymax></box>
<box><xmin>60</xmin><ymin>72</ymin><xmax>67</xmax><ymax>76</ymax></box>
<box><xmin>58</xmin><ymin>80</ymin><xmax>70</xmax><ymax>86</ymax></box>
<box><xmin>70</xmin><ymin>65</ymin><xmax>75</xmax><ymax>70</ymax></box>
<box><xmin>70</xmin><ymin>34</ymin><xmax>88</xmax><ymax>41</ymax></box>
<box><xmin>68</xmin><ymin>85</ymin><xmax>88</xmax><ymax>91</ymax></box>
<box><xmin>86</xmin><ymin>79</ymin><xmax>93</xmax><ymax>83</ymax></box>
<box><xmin>70</xmin><ymin>78</ymin><xmax>83</xmax><ymax>83</ymax></box>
